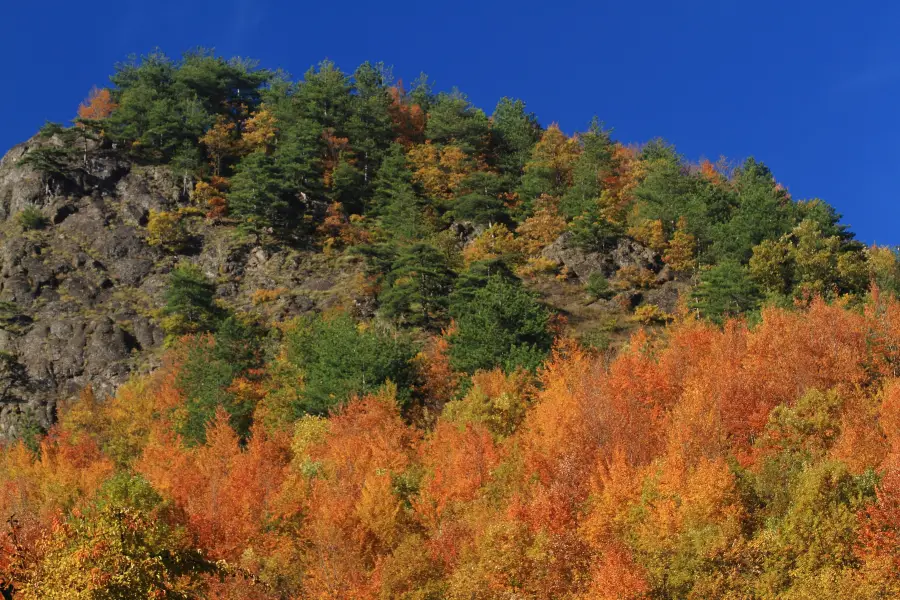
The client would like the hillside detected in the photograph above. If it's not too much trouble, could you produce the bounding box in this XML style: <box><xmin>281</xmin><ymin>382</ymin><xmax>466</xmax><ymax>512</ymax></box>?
<box><xmin>0</xmin><ymin>50</ymin><xmax>899</xmax><ymax>599</ymax></box>
<box><xmin>1</xmin><ymin>50</ymin><xmax>893</xmax><ymax>441</ymax></box>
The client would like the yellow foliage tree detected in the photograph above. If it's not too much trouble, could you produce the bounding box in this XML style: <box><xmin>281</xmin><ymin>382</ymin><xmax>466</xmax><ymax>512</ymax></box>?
<box><xmin>663</xmin><ymin>216</ymin><xmax>697</xmax><ymax>273</ymax></box>
<box><xmin>77</xmin><ymin>87</ymin><xmax>117</xmax><ymax>121</ymax></box>
<box><xmin>242</xmin><ymin>107</ymin><xmax>278</xmax><ymax>153</ymax></box>
<box><xmin>462</xmin><ymin>223</ymin><xmax>521</xmax><ymax>265</ymax></box>
<box><xmin>408</xmin><ymin>142</ymin><xmax>473</xmax><ymax>199</ymax></box>
<box><xmin>628</xmin><ymin>217</ymin><xmax>667</xmax><ymax>253</ymax></box>
<box><xmin>515</xmin><ymin>195</ymin><xmax>567</xmax><ymax>256</ymax></box>
<box><xmin>200</xmin><ymin>116</ymin><xmax>240</xmax><ymax>176</ymax></box>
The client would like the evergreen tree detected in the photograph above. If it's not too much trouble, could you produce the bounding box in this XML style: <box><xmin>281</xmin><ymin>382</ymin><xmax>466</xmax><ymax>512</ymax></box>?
<box><xmin>449</xmin><ymin>273</ymin><xmax>552</xmax><ymax>373</ymax></box>
<box><xmin>490</xmin><ymin>97</ymin><xmax>541</xmax><ymax>178</ymax></box>
<box><xmin>162</xmin><ymin>263</ymin><xmax>220</xmax><ymax>336</ymax></box>
<box><xmin>285</xmin><ymin>313</ymin><xmax>417</xmax><ymax>415</ymax></box>
<box><xmin>275</xmin><ymin>117</ymin><xmax>325</xmax><ymax>199</ymax></box>
<box><xmin>105</xmin><ymin>49</ymin><xmax>268</xmax><ymax>162</ymax></box>
<box><xmin>379</xmin><ymin>243</ymin><xmax>456</xmax><ymax>328</ymax></box>
<box><xmin>691</xmin><ymin>261</ymin><xmax>761</xmax><ymax>323</ymax></box>
<box><xmin>710</xmin><ymin>158</ymin><xmax>795</xmax><ymax>262</ymax></box>
<box><xmin>569</xmin><ymin>203</ymin><xmax>622</xmax><ymax>251</ymax></box>
<box><xmin>372</xmin><ymin>144</ymin><xmax>432</xmax><ymax>241</ymax></box>
<box><xmin>426</xmin><ymin>90</ymin><xmax>490</xmax><ymax>155</ymax></box>
<box><xmin>633</xmin><ymin>143</ymin><xmax>714</xmax><ymax>241</ymax></box>
<box><xmin>228</xmin><ymin>151</ymin><xmax>297</xmax><ymax>235</ymax></box>
<box><xmin>452</xmin><ymin>171</ymin><xmax>510</xmax><ymax>226</ymax></box>
<box><xmin>561</xmin><ymin>118</ymin><xmax>613</xmax><ymax>218</ymax></box>
<box><xmin>295</xmin><ymin>59</ymin><xmax>353</xmax><ymax>131</ymax></box>
<box><xmin>408</xmin><ymin>72</ymin><xmax>434</xmax><ymax>112</ymax></box>
<box><xmin>176</xmin><ymin>317</ymin><xmax>263</xmax><ymax>444</ymax></box>
<box><xmin>328</xmin><ymin>158</ymin><xmax>366</xmax><ymax>214</ymax></box>
<box><xmin>347</xmin><ymin>62</ymin><xmax>396</xmax><ymax>191</ymax></box>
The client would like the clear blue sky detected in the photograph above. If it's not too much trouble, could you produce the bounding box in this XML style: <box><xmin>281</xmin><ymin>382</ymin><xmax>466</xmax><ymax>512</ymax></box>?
<box><xmin>3</xmin><ymin>1</ymin><xmax>898</xmax><ymax>244</ymax></box>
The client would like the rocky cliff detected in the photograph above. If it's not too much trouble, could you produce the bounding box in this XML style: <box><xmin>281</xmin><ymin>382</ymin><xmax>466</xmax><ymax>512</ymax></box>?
<box><xmin>0</xmin><ymin>133</ymin><xmax>368</xmax><ymax>440</ymax></box>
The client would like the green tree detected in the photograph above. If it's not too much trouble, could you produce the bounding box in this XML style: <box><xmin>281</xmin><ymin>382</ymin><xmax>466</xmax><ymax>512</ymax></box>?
<box><xmin>347</xmin><ymin>62</ymin><xmax>396</xmax><ymax>191</ymax></box>
<box><xmin>284</xmin><ymin>313</ymin><xmax>418</xmax><ymax>415</ymax></box>
<box><xmin>162</xmin><ymin>263</ymin><xmax>219</xmax><ymax>336</ymax></box>
<box><xmin>105</xmin><ymin>49</ymin><xmax>268</xmax><ymax>162</ymax></box>
<box><xmin>426</xmin><ymin>90</ymin><xmax>490</xmax><ymax>155</ymax></box>
<box><xmin>372</xmin><ymin>144</ymin><xmax>432</xmax><ymax>241</ymax></box>
<box><xmin>633</xmin><ymin>142</ymin><xmax>718</xmax><ymax>243</ymax></box>
<box><xmin>490</xmin><ymin>97</ymin><xmax>541</xmax><ymax>178</ymax></box>
<box><xmin>710</xmin><ymin>158</ymin><xmax>795</xmax><ymax>262</ymax></box>
<box><xmin>295</xmin><ymin>59</ymin><xmax>353</xmax><ymax>131</ymax></box>
<box><xmin>275</xmin><ymin>116</ymin><xmax>325</xmax><ymax>200</ymax></box>
<box><xmin>379</xmin><ymin>243</ymin><xmax>456</xmax><ymax>328</ymax></box>
<box><xmin>569</xmin><ymin>203</ymin><xmax>622</xmax><ymax>252</ymax></box>
<box><xmin>691</xmin><ymin>261</ymin><xmax>761</xmax><ymax>323</ymax></box>
<box><xmin>561</xmin><ymin>118</ymin><xmax>613</xmax><ymax>218</ymax></box>
<box><xmin>449</xmin><ymin>273</ymin><xmax>552</xmax><ymax>373</ymax></box>
<box><xmin>175</xmin><ymin>317</ymin><xmax>262</xmax><ymax>444</ymax></box>
<box><xmin>452</xmin><ymin>171</ymin><xmax>510</xmax><ymax>226</ymax></box>
<box><xmin>408</xmin><ymin>72</ymin><xmax>434</xmax><ymax>112</ymax></box>
<box><xmin>328</xmin><ymin>157</ymin><xmax>366</xmax><ymax>214</ymax></box>
<box><xmin>228</xmin><ymin>151</ymin><xmax>297</xmax><ymax>235</ymax></box>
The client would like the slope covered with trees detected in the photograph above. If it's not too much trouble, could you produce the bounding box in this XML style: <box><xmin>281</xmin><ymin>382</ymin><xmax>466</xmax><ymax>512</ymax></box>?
<box><xmin>1</xmin><ymin>50</ymin><xmax>900</xmax><ymax>598</ymax></box>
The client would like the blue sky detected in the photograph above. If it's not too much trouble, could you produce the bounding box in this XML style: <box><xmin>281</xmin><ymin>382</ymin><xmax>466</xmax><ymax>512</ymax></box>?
<box><xmin>3</xmin><ymin>0</ymin><xmax>899</xmax><ymax>244</ymax></box>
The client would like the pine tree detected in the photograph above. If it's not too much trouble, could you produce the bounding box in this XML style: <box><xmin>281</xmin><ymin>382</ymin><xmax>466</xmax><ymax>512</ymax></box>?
<box><xmin>691</xmin><ymin>261</ymin><xmax>760</xmax><ymax>323</ymax></box>
<box><xmin>373</xmin><ymin>144</ymin><xmax>432</xmax><ymax>241</ymax></box>
<box><xmin>449</xmin><ymin>273</ymin><xmax>551</xmax><ymax>373</ymax></box>
<box><xmin>229</xmin><ymin>151</ymin><xmax>297</xmax><ymax>235</ymax></box>
<box><xmin>490</xmin><ymin>97</ymin><xmax>541</xmax><ymax>178</ymax></box>
<box><xmin>379</xmin><ymin>244</ymin><xmax>456</xmax><ymax>328</ymax></box>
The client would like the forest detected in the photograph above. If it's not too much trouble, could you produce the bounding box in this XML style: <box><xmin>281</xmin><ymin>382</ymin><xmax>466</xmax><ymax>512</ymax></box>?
<box><xmin>0</xmin><ymin>50</ymin><xmax>899</xmax><ymax>599</ymax></box>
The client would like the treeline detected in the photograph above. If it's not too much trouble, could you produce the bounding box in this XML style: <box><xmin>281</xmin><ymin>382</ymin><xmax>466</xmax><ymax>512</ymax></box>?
<box><xmin>33</xmin><ymin>48</ymin><xmax>900</xmax><ymax>329</ymax></box>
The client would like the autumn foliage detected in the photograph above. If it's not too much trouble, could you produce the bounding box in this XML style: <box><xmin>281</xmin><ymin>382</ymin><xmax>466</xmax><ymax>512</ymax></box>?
<box><xmin>8</xmin><ymin>51</ymin><xmax>900</xmax><ymax>599</ymax></box>
<box><xmin>1</xmin><ymin>293</ymin><xmax>900</xmax><ymax>598</ymax></box>
<box><xmin>77</xmin><ymin>87</ymin><xmax>117</xmax><ymax>121</ymax></box>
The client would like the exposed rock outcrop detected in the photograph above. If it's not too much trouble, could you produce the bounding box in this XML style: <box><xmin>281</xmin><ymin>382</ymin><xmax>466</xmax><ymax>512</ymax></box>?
<box><xmin>541</xmin><ymin>230</ymin><xmax>692</xmax><ymax>314</ymax></box>
<box><xmin>541</xmin><ymin>231</ymin><xmax>662</xmax><ymax>281</ymax></box>
<box><xmin>0</xmin><ymin>134</ymin><xmax>367</xmax><ymax>440</ymax></box>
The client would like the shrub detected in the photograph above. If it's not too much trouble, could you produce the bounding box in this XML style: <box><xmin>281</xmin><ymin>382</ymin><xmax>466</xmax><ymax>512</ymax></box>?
<box><xmin>146</xmin><ymin>210</ymin><xmax>190</xmax><ymax>251</ymax></box>
<box><xmin>614</xmin><ymin>265</ymin><xmax>657</xmax><ymax>290</ymax></box>
<box><xmin>251</xmin><ymin>288</ymin><xmax>286</xmax><ymax>305</ymax></box>
<box><xmin>631</xmin><ymin>304</ymin><xmax>672</xmax><ymax>325</ymax></box>
<box><xmin>585</xmin><ymin>271</ymin><xmax>612</xmax><ymax>300</ymax></box>
<box><xmin>16</xmin><ymin>206</ymin><xmax>48</xmax><ymax>230</ymax></box>
<box><xmin>516</xmin><ymin>256</ymin><xmax>559</xmax><ymax>279</ymax></box>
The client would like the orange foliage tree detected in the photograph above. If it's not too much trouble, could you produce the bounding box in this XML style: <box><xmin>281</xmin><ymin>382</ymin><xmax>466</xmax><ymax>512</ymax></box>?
<box><xmin>77</xmin><ymin>87</ymin><xmax>117</xmax><ymax>121</ymax></box>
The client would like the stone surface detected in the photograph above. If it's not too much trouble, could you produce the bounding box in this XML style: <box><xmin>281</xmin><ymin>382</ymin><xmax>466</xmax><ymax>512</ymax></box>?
<box><xmin>0</xmin><ymin>133</ymin><xmax>368</xmax><ymax>440</ymax></box>
<box><xmin>541</xmin><ymin>231</ymin><xmax>662</xmax><ymax>282</ymax></box>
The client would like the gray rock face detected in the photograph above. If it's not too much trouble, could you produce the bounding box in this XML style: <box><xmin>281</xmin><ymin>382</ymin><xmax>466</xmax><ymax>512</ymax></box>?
<box><xmin>0</xmin><ymin>134</ymin><xmax>367</xmax><ymax>441</ymax></box>
<box><xmin>541</xmin><ymin>231</ymin><xmax>663</xmax><ymax>282</ymax></box>
<box><xmin>541</xmin><ymin>231</ymin><xmax>693</xmax><ymax>315</ymax></box>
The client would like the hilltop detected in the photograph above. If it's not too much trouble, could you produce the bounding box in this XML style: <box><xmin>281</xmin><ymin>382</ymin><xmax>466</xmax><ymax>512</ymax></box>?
<box><xmin>0</xmin><ymin>50</ymin><xmax>893</xmax><ymax>441</ymax></box>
